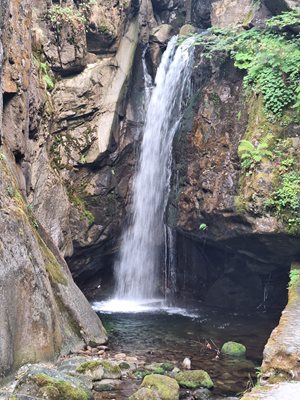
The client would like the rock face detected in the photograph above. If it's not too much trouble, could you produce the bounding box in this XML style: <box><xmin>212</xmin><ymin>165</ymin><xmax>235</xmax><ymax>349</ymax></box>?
<box><xmin>0</xmin><ymin>0</ymin><xmax>109</xmax><ymax>379</ymax></box>
<box><xmin>261</xmin><ymin>263</ymin><xmax>300</xmax><ymax>381</ymax></box>
<box><xmin>211</xmin><ymin>0</ymin><xmax>271</xmax><ymax>28</ymax></box>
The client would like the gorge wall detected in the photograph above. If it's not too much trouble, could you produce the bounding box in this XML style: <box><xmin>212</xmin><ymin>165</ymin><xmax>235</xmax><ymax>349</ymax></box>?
<box><xmin>1</xmin><ymin>0</ymin><xmax>300</xmax><ymax>388</ymax></box>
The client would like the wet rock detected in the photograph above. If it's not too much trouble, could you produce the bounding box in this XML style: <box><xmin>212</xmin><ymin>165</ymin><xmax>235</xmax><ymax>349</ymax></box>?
<box><xmin>179</xmin><ymin>24</ymin><xmax>196</xmax><ymax>36</ymax></box>
<box><xmin>193</xmin><ymin>387</ymin><xmax>213</xmax><ymax>399</ymax></box>
<box><xmin>93</xmin><ymin>379</ymin><xmax>122</xmax><ymax>392</ymax></box>
<box><xmin>221</xmin><ymin>342</ymin><xmax>246</xmax><ymax>357</ymax></box>
<box><xmin>151</xmin><ymin>24</ymin><xmax>173</xmax><ymax>44</ymax></box>
<box><xmin>14</xmin><ymin>365</ymin><xmax>92</xmax><ymax>400</ymax></box>
<box><xmin>140</xmin><ymin>374</ymin><xmax>180</xmax><ymax>400</ymax></box>
<box><xmin>76</xmin><ymin>360</ymin><xmax>105</xmax><ymax>381</ymax></box>
<box><xmin>175</xmin><ymin>370</ymin><xmax>214</xmax><ymax>389</ymax></box>
<box><xmin>129</xmin><ymin>387</ymin><xmax>161</xmax><ymax>400</ymax></box>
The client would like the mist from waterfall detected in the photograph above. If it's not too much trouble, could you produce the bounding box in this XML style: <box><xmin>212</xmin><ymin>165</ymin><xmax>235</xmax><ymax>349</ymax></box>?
<box><xmin>114</xmin><ymin>36</ymin><xmax>195</xmax><ymax>301</ymax></box>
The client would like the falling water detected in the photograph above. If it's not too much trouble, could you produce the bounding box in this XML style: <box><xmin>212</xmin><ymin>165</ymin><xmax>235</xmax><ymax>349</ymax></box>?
<box><xmin>114</xmin><ymin>36</ymin><xmax>195</xmax><ymax>301</ymax></box>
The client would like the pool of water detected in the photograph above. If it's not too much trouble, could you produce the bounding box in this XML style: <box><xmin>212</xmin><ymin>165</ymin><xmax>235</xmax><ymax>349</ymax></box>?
<box><xmin>94</xmin><ymin>300</ymin><xmax>282</xmax><ymax>397</ymax></box>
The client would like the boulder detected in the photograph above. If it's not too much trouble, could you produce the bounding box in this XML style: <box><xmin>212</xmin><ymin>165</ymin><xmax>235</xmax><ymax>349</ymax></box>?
<box><xmin>129</xmin><ymin>387</ymin><xmax>161</xmax><ymax>400</ymax></box>
<box><xmin>221</xmin><ymin>342</ymin><xmax>246</xmax><ymax>357</ymax></box>
<box><xmin>151</xmin><ymin>24</ymin><xmax>173</xmax><ymax>43</ymax></box>
<box><xmin>141</xmin><ymin>374</ymin><xmax>180</xmax><ymax>400</ymax></box>
<box><xmin>211</xmin><ymin>0</ymin><xmax>271</xmax><ymax>28</ymax></box>
<box><xmin>179</xmin><ymin>24</ymin><xmax>197</xmax><ymax>36</ymax></box>
<box><xmin>175</xmin><ymin>370</ymin><xmax>214</xmax><ymax>389</ymax></box>
<box><xmin>93</xmin><ymin>379</ymin><xmax>122</xmax><ymax>392</ymax></box>
<box><xmin>14</xmin><ymin>365</ymin><xmax>92</xmax><ymax>400</ymax></box>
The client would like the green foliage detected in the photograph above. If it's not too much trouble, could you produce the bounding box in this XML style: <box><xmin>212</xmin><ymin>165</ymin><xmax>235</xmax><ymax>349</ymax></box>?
<box><xmin>266</xmin><ymin>10</ymin><xmax>300</xmax><ymax>30</ymax></box>
<box><xmin>199</xmin><ymin>223</ymin><xmax>208</xmax><ymax>231</ymax></box>
<box><xmin>182</xmin><ymin>10</ymin><xmax>300</xmax><ymax>116</ymax></box>
<box><xmin>0</xmin><ymin>152</ymin><xmax>6</xmax><ymax>161</ymax></box>
<box><xmin>69</xmin><ymin>193</ymin><xmax>95</xmax><ymax>225</ymax></box>
<box><xmin>266</xmin><ymin>171</ymin><xmax>300</xmax><ymax>234</ymax></box>
<box><xmin>238</xmin><ymin>134</ymin><xmax>273</xmax><ymax>172</ymax></box>
<box><xmin>289</xmin><ymin>269</ymin><xmax>300</xmax><ymax>289</ymax></box>
<box><xmin>48</xmin><ymin>5</ymin><xmax>86</xmax><ymax>30</ymax></box>
<box><xmin>34</xmin><ymin>57</ymin><xmax>55</xmax><ymax>91</ymax></box>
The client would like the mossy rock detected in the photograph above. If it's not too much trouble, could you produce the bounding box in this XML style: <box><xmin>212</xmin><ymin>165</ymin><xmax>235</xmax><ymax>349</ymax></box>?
<box><xmin>32</xmin><ymin>373</ymin><xmax>91</xmax><ymax>400</ymax></box>
<box><xmin>175</xmin><ymin>370</ymin><xmax>214</xmax><ymax>390</ymax></box>
<box><xmin>129</xmin><ymin>387</ymin><xmax>161</xmax><ymax>400</ymax></box>
<box><xmin>141</xmin><ymin>374</ymin><xmax>179</xmax><ymax>400</ymax></box>
<box><xmin>77</xmin><ymin>359</ymin><xmax>121</xmax><ymax>379</ymax></box>
<box><xmin>221</xmin><ymin>341</ymin><xmax>246</xmax><ymax>357</ymax></box>
<box><xmin>76</xmin><ymin>360</ymin><xmax>104</xmax><ymax>381</ymax></box>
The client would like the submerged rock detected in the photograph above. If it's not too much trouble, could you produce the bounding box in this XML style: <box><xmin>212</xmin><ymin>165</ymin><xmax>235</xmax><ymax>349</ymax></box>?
<box><xmin>221</xmin><ymin>342</ymin><xmax>246</xmax><ymax>357</ymax></box>
<box><xmin>129</xmin><ymin>387</ymin><xmax>161</xmax><ymax>400</ymax></box>
<box><xmin>175</xmin><ymin>370</ymin><xmax>214</xmax><ymax>389</ymax></box>
<box><xmin>140</xmin><ymin>374</ymin><xmax>180</xmax><ymax>400</ymax></box>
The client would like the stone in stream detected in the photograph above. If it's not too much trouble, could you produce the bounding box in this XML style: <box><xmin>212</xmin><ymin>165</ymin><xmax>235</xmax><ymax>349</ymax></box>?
<box><xmin>76</xmin><ymin>360</ymin><xmax>121</xmax><ymax>380</ymax></box>
<box><xmin>93</xmin><ymin>379</ymin><xmax>122</xmax><ymax>392</ymax></box>
<box><xmin>129</xmin><ymin>387</ymin><xmax>161</xmax><ymax>400</ymax></box>
<box><xmin>221</xmin><ymin>342</ymin><xmax>246</xmax><ymax>357</ymax></box>
<box><xmin>135</xmin><ymin>374</ymin><xmax>180</xmax><ymax>400</ymax></box>
<box><xmin>175</xmin><ymin>370</ymin><xmax>214</xmax><ymax>389</ymax></box>
<box><xmin>193</xmin><ymin>387</ymin><xmax>213</xmax><ymax>399</ymax></box>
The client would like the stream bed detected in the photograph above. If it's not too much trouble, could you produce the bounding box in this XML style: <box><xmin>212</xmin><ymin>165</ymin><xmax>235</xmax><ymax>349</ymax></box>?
<box><xmin>94</xmin><ymin>302</ymin><xmax>282</xmax><ymax>398</ymax></box>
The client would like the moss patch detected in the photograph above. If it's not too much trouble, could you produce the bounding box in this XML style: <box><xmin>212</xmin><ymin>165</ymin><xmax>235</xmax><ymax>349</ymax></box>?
<box><xmin>33</xmin><ymin>373</ymin><xmax>90</xmax><ymax>400</ymax></box>
<box><xmin>141</xmin><ymin>374</ymin><xmax>179</xmax><ymax>400</ymax></box>
<box><xmin>175</xmin><ymin>370</ymin><xmax>214</xmax><ymax>389</ymax></box>
<box><xmin>221</xmin><ymin>341</ymin><xmax>246</xmax><ymax>356</ymax></box>
<box><xmin>76</xmin><ymin>360</ymin><xmax>102</xmax><ymax>373</ymax></box>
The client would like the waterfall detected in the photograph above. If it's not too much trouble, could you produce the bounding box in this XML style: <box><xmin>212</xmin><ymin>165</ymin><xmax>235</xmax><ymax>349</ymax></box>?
<box><xmin>114</xmin><ymin>36</ymin><xmax>195</xmax><ymax>301</ymax></box>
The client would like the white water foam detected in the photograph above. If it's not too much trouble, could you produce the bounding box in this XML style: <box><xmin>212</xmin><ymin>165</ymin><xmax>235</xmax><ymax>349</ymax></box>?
<box><xmin>92</xmin><ymin>299</ymin><xmax>199</xmax><ymax>318</ymax></box>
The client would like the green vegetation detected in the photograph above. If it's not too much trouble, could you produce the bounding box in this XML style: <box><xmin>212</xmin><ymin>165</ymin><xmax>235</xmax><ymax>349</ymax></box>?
<box><xmin>69</xmin><ymin>193</ymin><xmax>95</xmax><ymax>225</ymax></box>
<box><xmin>221</xmin><ymin>341</ymin><xmax>246</xmax><ymax>357</ymax></box>
<box><xmin>238</xmin><ymin>134</ymin><xmax>273</xmax><ymax>173</ymax></box>
<box><xmin>175</xmin><ymin>370</ymin><xmax>214</xmax><ymax>389</ymax></box>
<box><xmin>33</xmin><ymin>373</ymin><xmax>90</xmax><ymax>400</ymax></box>
<box><xmin>34</xmin><ymin>56</ymin><xmax>55</xmax><ymax>91</ymax></box>
<box><xmin>49</xmin><ymin>6</ymin><xmax>86</xmax><ymax>29</ymax></box>
<box><xmin>289</xmin><ymin>269</ymin><xmax>300</xmax><ymax>290</ymax></box>
<box><xmin>180</xmin><ymin>10</ymin><xmax>300</xmax><ymax>117</ymax></box>
<box><xmin>266</xmin><ymin>171</ymin><xmax>300</xmax><ymax>234</ymax></box>
<box><xmin>76</xmin><ymin>360</ymin><xmax>102</xmax><ymax>373</ymax></box>
<box><xmin>199</xmin><ymin>223</ymin><xmax>208</xmax><ymax>231</ymax></box>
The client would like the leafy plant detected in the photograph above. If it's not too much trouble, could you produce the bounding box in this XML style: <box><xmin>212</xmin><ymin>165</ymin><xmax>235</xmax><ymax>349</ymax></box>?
<box><xmin>289</xmin><ymin>269</ymin><xmax>300</xmax><ymax>289</ymax></box>
<box><xmin>266</xmin><ymin>10</ymin><xmax>300</xmax><ymax>30</ymax></box>
<box><xmin>238</xmin><ymin>134</ymin><xmax>273</xmax><ymax>172</ymax></box>
<box><xmin>34</xmin><ymin>57</ymin><xmax>55</xmax><ymax>91</ymax></box>
<box><xmin>0</xmin><ymin>152</ymin><xmax>5</xmax><ymax>161</ymax></box>
<box><xmin>181</xmin><ymin>10</ymin><xmax>300</xmax><ymax>116</ymax></box>
<box><xmin>48</xmin><ymin>5</ymin><xmax>86</xmax><ymax>31</ymax></box>
<box><xmin>199</xmin><ymin>223</ymin><xmax>208</xmax><ymax>231</ymax></box>
<box><xmin>265</xmin><ymin>171</ymin><xmax>300</xmax><ymax>234</ymax></box>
